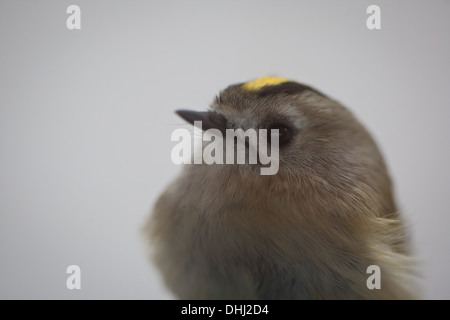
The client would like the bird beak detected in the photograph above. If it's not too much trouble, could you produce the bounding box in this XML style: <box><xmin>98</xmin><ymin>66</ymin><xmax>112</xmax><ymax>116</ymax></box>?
<box><xmin>175</xmin><ymin>110</ymin><xmax>227</xmax><ymax>134</ymax></box>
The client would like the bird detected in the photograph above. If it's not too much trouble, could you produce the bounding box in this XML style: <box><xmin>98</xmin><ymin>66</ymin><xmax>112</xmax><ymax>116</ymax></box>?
<box><xmin>145</xmin><ymin>77</ymin><xmax>417</xmax><ymax>299</ymax></box>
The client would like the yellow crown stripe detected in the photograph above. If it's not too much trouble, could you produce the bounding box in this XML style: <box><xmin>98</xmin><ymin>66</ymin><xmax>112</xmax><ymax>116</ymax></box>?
<box><xmin>242</xmin><ymin>77</ymin><xmax>290</xmax><ymax>91</ymax></box>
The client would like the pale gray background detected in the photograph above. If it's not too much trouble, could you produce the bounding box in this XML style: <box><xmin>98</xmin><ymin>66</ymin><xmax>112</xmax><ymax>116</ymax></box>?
<box><xmin>0</xmin><ymin>0</ymin><xmax>449</xmax><ymax>299</ymax></box>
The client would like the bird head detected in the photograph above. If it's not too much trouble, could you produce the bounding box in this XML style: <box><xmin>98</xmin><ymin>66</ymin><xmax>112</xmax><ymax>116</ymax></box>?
<box><xmin>177</xmin><ymin>79</ymin><xmax>376</xmax><ymax>172</ymax></box>
<box><xmin>175</xmin><ymin>77</ymin><xmax>394</xmax><ymax>214</ymax></box>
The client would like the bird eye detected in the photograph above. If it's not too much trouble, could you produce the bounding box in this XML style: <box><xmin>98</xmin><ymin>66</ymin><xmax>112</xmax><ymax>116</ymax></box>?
<box><xmin>267</xmin><ymin>122</ymin><xmax>293</xmax><ymax>147</ymax></box>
